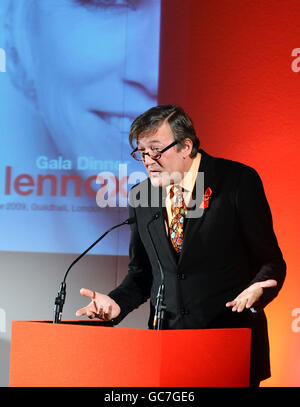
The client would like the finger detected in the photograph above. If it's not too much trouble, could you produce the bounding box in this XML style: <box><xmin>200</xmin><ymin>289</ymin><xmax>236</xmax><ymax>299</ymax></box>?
<box><xmin>245</xmin><ymin>296</ymin><xmax>256</xmax><ymax>309</ymax></box>
<box><xmin>232</xmin><ymin>303</ymin><xmax>238</xmax><ymax>312</ymax></box>
<box><xmin>237</xmin><ymin>298</ymin><xmax>248</xmax><ymax>312</ymax></box>
<box><xmin>227</xmin><ymin>301</ymin><xmax>238</xmax><ymax>311</ymax></box>
<box><xmin>76</xmin><ymin>306</ymin><xmax>89</xmax><ymax>317</ymax></box>
<box><xmin>87</xmin><ymin>310</ymin><xmax>96</xmax><ymax>319</ymax></box>
<box><xmin>231</xmin><ymin>298</ymin><xmax>244</xmax><ymax>312</ymax></box>
<box><xmin>226</xmin><ymin>296</ymin><xmax>241</xmax><ymax>308</ymax></box>
<box><xmin>103</xmin><ymin>305</ymin><xmax>112</xmax><ymax>320</ymax></box>
<box><xmin>259</xmin><ymin>279</ymin><xmax>277</xmax><ymax>288</ymax></box>
<box><xmin>80</xmin><ymin>288</ymin><xmax>96</xmax><ymax>299</ymax></box>
<box><xmin>97</xmin><ymin>306</ymin><xmax>104</xmax><ymax>316</ymax></box>
<box><xmin>103</xmin><ymin>304</ymin><xmax>112</xmax><ymax>316</ymax></box>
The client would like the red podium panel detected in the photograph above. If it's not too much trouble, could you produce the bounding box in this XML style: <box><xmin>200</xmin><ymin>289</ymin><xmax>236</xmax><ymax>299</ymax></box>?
<box><xmin>9</xmin><ymin>321</ymin><xmax>251</xmax><ymax>387</ymax></box>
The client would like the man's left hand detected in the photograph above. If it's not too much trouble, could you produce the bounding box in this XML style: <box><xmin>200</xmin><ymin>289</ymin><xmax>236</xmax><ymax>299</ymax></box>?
<box><xmin>225</xmin><ymin>279</ymin><xmax>277</xmax><ymax>312</ymax></box>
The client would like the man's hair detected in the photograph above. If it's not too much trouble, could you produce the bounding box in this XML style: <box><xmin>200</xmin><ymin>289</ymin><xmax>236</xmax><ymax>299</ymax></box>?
<box><xmin>129</xmin><ymin>105</ymin><xmax>200</xmax><ymax>158</ymax></box>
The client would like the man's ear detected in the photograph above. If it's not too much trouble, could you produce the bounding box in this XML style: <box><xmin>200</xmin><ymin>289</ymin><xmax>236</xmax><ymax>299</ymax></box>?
<box><xmin>181</xmin><ymin>138</ymin><xmax>193</xmax><ymax>158</ymax></box>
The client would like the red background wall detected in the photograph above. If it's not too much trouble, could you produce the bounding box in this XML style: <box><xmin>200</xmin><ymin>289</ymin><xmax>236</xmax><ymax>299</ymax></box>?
<box><xmin>159</xmin><ymin>0</ymin><xmax>300</xmax><ymax>386</ymax></box>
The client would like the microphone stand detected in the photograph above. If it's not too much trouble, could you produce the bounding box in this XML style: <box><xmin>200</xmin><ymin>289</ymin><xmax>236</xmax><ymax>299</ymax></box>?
<box><xmin>147</xmin><ymin>212</ymin><xmax>166</xmax><ymax>330</ymax></box>
<box><xmin>53</xmin><ymin>217</ymin><xmax>135</xmax><ymax>323</ymax></box>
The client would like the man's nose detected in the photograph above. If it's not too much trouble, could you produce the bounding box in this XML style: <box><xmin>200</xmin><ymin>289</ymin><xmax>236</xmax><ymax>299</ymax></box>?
<box><xmin>143</xmin><ymin>154</ymin><xmax>157</xmax><ymax>166</ymax></box>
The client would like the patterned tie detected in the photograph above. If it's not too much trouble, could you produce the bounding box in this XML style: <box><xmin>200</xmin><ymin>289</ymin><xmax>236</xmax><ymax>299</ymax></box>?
<box><xmin>169</xmin><ymin>185</ymin><xmax>187</xmax><ymax>252</ymax></box>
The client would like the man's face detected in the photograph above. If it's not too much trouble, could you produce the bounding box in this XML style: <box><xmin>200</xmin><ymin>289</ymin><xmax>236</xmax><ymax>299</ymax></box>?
<box><xmin>137</xmin><ymin>122</ymin><xmax>185</xmax><ymax>187</ymax></box>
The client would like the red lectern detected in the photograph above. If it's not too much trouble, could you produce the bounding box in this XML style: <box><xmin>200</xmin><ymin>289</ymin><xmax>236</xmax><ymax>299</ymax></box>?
<box><xmin>9</xmin><ymin>321</ymin><xmax>251</xmax><ymax>387</ymax></box>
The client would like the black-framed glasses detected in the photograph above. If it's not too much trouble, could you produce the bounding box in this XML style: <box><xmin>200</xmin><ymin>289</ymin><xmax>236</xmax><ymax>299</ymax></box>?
<box><xmin>131</xmin><ymin>141</ymin><xmax>178</xmax><ymax>161</ymax></box>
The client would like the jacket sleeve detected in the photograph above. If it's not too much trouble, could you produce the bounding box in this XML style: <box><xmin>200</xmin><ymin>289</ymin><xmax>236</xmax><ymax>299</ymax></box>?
<box><xmin>235</xmin><ymin>166</ymin><xmax>286</xmax><ymax>309</ymax></box>
<box><xmin>108</xmin><ymin>203</ymin><xmax>153</xmax><ymax>324</ymax></box>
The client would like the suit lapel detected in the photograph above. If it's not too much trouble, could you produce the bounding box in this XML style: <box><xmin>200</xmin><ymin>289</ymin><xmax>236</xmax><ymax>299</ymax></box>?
<box><xmin>178</xmin><ymin>149</ymin><xmax>222</xmax><ymax>266</ymax></box>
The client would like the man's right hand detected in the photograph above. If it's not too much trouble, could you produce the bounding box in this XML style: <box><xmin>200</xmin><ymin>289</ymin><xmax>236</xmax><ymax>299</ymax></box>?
<box><xmin>75</xmin><ymin>288</ymin><xmax>121</xmax><ymax>321</ymax></box>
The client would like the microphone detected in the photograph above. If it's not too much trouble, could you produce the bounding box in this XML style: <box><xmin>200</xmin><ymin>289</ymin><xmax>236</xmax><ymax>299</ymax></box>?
<box><xmin>147</xmin><ymin>211</ymin><xmax>166</xmax><ymax>330</ymax></box>
<box><xmin>147</xmin><ymin>212</ymin><xmax>164</xmax><ymax>284</ymax></box>
<box><xmin>53</xmin><ymin>216</ymin><xmax>136</xmax><ymax>323</ymax></box>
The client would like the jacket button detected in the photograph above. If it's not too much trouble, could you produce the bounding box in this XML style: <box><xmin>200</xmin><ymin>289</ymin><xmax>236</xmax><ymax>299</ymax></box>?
<box><xmin>180</xmin><ymin>308</ymin><xmax>189</xmax><ymax>315</ymax></box>
<box><xmin>177</xmin><ymin>273</ymin><xmax>186</xmax><ymax>280</ymax></box>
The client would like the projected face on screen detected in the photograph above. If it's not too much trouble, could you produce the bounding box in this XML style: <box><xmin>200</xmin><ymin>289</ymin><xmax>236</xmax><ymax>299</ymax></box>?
<box><xmin>7</xmin><ymin>0</ymin><xmax>161</xmax><ymax>173</ymax></box>
<box><xmin>0</xmin><ymin>0</ymin><xmax>161</xmax><ymax>254</ymax></box>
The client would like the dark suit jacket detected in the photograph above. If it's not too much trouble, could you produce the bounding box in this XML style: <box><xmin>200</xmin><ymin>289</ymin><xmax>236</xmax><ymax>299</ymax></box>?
<box><xmin>109</xmin><ymin>149</ymin><xmax>286</xmax><ymax>384</ymax></box>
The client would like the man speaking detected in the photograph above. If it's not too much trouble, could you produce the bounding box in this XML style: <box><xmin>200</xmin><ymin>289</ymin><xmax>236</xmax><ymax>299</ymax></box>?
<box><xmin>76</xmin><ymin>105</ymin><xmax>286</xmax><ymax>387</ymax></box>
